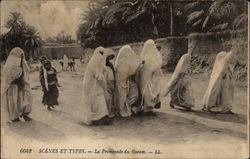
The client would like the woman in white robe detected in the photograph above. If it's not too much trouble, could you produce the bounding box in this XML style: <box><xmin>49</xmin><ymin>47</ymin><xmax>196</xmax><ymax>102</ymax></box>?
<box><xmin>161</xmin><ymin>53</ymin><xmax>195</xmax><ymax>110</ymax></box>
<box><xmin>1</xmin><ymin>47</ymin><xmax>32</xmax><ymax>123</ymax></box>
<box><xmin>81</xmin><ymin>47</ymin><xmax>115</xmax><ymax>125</ymax></box>
<box><xmin>202</xmin><ymin>51</ymin><xmax>235</xmax><ymax>114</ymax></box>
<box><xmin>138</xmin><ymin>39</ymin><xmax>163</xmax><ymax>115</ymax></box>
<box><xmin>63</xmin><ymin>54</ymin><xmax>69</xmax><ymax>70</ymax></box>
<box><xmin>115</xmin><ymin>45</ymin><xmax>144</xmax><ymax>117</ymax></box>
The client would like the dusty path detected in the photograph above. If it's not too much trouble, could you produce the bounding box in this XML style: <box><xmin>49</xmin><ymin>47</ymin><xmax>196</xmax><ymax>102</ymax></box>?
<box><xmin>1</xmin><ymin>62</ymin><xmax>248</xmax><ymax>158</ymax></box>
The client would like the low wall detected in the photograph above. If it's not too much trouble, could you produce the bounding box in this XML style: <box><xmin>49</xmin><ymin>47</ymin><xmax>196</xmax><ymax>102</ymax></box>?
<box><xmin>188</xmin><ymin>29</ymin><xmax>247</xmax><ymax>55</ymax></box>
<box><xmin>188</xmin><ymin>29</ymin><xmax>247</xmax><ymax>82</ymax></box>
<box><xmin>83</xmin><ymin>37</ymin><xmax>188</xmax><ymax>72</ymax></box>
<box><xmin>37</xmin><ymin>29</ymin><xmax>247</xmax><ymax>83</ymax></box>
<box><xmin>36</xmin><ymin>45</ymin><xmax>84</xmax><ymax>60</ymax></box>
<box><xmin>159</xmin><ymin>37</ymin><xmax>188</xmax><ymax>71</ymax></box>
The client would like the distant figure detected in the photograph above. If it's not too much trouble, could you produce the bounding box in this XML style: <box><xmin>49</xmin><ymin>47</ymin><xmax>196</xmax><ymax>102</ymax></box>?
<box><xmin>80</xmin><ymin>55</ymin><xmax>84</xmax><ymax>63</ymax></box>
<box><xmin>63</xmin><ymin>55</ymin><xmax>69</xmax><ymax>70</ymax></box>
<box><xmin>40</xmin><ymin>60</ymin><xmax>59</xmax><ymax>111</ymax></box>
<box><xmin>1</xmin><ymin>47</ymin><xmax>32</xmax><ymax>123</ymax></box>
<box><xmin>68</xmin><ymin>57</ymin><xmax>76</xmax><ymax>72</ymax></box>
<box><xmin>202</xmin><ymin>51</ymin><xmax>235</xmax><ymax>114</ymax></box>
<box><xmin>161</xmin><ymin>53</ymin><xmax>195</xmax><ymax>110</ymax></box>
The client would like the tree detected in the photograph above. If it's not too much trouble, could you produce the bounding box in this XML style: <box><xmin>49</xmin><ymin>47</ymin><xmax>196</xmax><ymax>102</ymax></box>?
<box><xmin>0</xmin><ymin>12</ymin><xmax>43</xmax><ymax>61</ymax></box>
<box><xmin>184</xmin><ymin>0</ymin><xmax>247</xmax><ymax>33</ymax></box>
<box><xmin>23</xmin><ymin>25</ymin><xmax>42</xmax><ymax>60</ymax></box>
<box><xmin>54</xmin><ymin>31</ymin><xmax>75</xmax><ymax>44</ymax></box>
<box><xmin>77</xmin><ymin>0</ymin><xmax>167</xmax><ymax>48</ymax></box>
<box><xmin>5</xmin><ymin>12</ymin><xmax>26</xmax><ymax>35</ymax></box>
<box><xmin>102</xmin><ymin>0</ymin><xmax>161</xmax><ymax>36</ymax></box>
<box><xmin>77</xmin><ymin>0</ymin><xmax>247</xmax><ymax>49</ymax></box>
<box><xmin>4</xmin><ymin>12</ymin><xmax>26</xmax><ymax>48</ymax></box>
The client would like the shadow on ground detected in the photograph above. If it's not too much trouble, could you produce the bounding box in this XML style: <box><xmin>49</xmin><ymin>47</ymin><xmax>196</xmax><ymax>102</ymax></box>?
<box><xmin>7</xmin><ymin>120</ymin><xmax>66</xmax><ymax>142</ymax></box>
<box><xmin>88</xmin><ymin>112</ymin><xmax>247</xmax><ymax>145</ymax></box>
<box><xmin>173</xmin><ymin>108</ymin><xmax>247</xmax><ymax>124</ymax></box>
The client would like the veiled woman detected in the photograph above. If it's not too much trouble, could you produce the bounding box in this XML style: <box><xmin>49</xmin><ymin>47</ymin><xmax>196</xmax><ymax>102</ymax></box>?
<box><xmin>115</xmin><ymin>45</ymin><xmax>144</xmax><ymax>117</ymax></box>
<box><xmin>1</xmin><ymin>47</ymin><xmax>32</xmax><ymax>123</ymax></box>
<box><xmin>161</xmin><ymin>53</ymin><xmax>195</xmax><ymax>110</ymax></box>
<box><xmin>81</xmin><ymin>47</ymin><xmax>115</xmax><ymax>125</ymax></box>
<box><xmin>63</xmin><ymin>54</ymin><xmax>69</xmax><ymax>70</ymax></box>
<box><xmin>202</xmin><ymin>51</ymin><xmax>235</xmax><ymax>114</ymax></box>
<box><xmin>138</xmin><ymin>39</ymin><xmax>163</xmax><ymax>115</ymax></box>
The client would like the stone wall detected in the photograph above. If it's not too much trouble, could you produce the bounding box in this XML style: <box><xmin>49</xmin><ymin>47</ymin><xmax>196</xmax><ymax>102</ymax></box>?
<box><xmin>36</xmin><ymin>29</ymin><xmax>247</xmax><ymax>82</ymax></box>
<box><xmin>36</xmin><ymin>45</ymin><xmax>84</xmax><ymax>60</ymax></box>
<box><xmin>188</xmin><ymin>29</ymin><xmax>247</xmax><ymax>82</ymax></box>
<box><xmin>188</xmin><ymin>29</ymin><xmax>247</xmax><ymax>71</ymax></box>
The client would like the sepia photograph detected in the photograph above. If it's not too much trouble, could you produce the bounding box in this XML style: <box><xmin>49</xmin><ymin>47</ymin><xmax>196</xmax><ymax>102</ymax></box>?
<box><xmin>0</xmin><ymin>0</ymin><xmax>249</xmax><ymax>158</ymax></box>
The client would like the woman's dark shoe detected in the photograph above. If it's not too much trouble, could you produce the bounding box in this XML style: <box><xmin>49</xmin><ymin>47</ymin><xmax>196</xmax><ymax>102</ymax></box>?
<box><xmin>201</xmin><ymin>107</ymin><xmax>207</xmax><ymax>112</ymax></box>
<box><xmin>170</xmin><ymin>102</ymin><xmax>175</xmax><ymax>109</ymax></box>
<box><xmin>223</xmin><ymin>110</ymin><xmax>234</xmax><ymax>114</ymax></box>
<box><xmin>154</xmin><ymin>102</ymin><xmax>161</xmax><ymax>109</ymax></box>
<box><xmin>92</xmin><ymin>116</ymin><xmax>112</xmax><ymax>125</ymax></box>
<box><xmin>143</xmin><ymin>111</ymin><xmax>157</xmax><ymax>116</ymax></box>
<box><xmin>12</xmin><ymin>118</ymin><xmax>21</xmax><ymax>122</ymax></box>
<box><xmin>22</xmin><ymin>115</ymin><xmax>32</xmax><ymax>121</ymax></box>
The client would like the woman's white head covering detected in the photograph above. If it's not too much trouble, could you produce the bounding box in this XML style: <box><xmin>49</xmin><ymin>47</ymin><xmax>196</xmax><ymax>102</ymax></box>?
<box><xmin>209</xmin><ymin>51</ymin><xmax>234</xmax><ymax>82</ymax></box>
<box><xmin>2</xmin><ymin>47</ymin><xmax>30</xmax><ymax>93</ymax></box>
<box><xmin>63</xmin><ymin>54</ymin><xmax>68</xmax><ymax>61</ymax></box>
<box><xmin>115</xmin><ymin>45</ymin><xmax>143</xmax><ymax>87</ymax></box>
<box><xmin>202</xmin><ymin>51</ymin><xmax>235</xmax><ymax>108</ymax></box>
<box><xmin>82</xmin><ymin>46</ymin><xmax>114</xmax><ymax>124</ymax></box>
<box><xmin>139</xmin><ymin>39</ymin><xmax>163</xmax><ymax>97</ymax></box>
<box><xmin>63</xmin><ymin>54</ymin><xmax>69</xmax><ymax>66</ymax></box>
<box><xmin>140</xmin><ymin>39</ymin><xmax>162</xmax><ymax>72</ymax></box>
<box><xmin>85</xmin><ymin>47</ymin><xmax>106</xmax><ymax>81</ymax></box>
<box><xmin>167</xmin><ymin>53</ymin><xmax>191</xmax><ymax>89</ymax></box>
<box><xmin>115</xmin><ymin>45</ymin><xmax>144</xmax><ymax>117</ymax></box>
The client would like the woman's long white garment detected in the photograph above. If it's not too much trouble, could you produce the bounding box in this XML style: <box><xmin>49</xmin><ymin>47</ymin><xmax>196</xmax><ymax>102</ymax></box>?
<box><xmin>202</xmin><ymin>51</ymin><xmax>234</xmax><ymax>112</ymax></box>
<box><xmin>1</xmin><ymin>47</ymin><xmax>32</xmax><ymax>121</ymax></box>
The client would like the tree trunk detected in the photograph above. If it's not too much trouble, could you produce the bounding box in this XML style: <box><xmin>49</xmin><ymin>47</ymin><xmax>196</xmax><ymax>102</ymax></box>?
<box><xmin>29</xmin><ymin>49</ymin><xmax>33</xmax><ymax>61</ymax></box>
<box><xmin>170</xmin><ymin>4</ymin><xmax>173</xmax><ymax>36</ymax></box>
<box><xmin>152</xmin><ymin>14</ymin><xmax>158</xmax><ymax>37</ymax></box>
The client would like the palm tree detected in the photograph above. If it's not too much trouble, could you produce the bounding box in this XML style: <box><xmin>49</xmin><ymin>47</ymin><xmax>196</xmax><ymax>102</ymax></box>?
<box><xmin>5</xmin><ymin>12</ymin><xmax>25</xmax><ymax>35</ymax></box>
<box><xmin>232</xmin><ymin>13</ymin><xmax>248</xmax><ymax>30</ymax></box>
<box><xmin>202</xmin><ymin>0</ymin><xmax>238</xmax><ymax>32</ymax></box>
<box><xmin>185</xmin><ymin>0</ymin><xmax>247</xmax><ymax>33</ymax></box>
<box><xmin>23</xmin><ymin>25</ymin><xmax>42</xmax><ymax>60</ymax></box>
<box><xmin>102</xmin><ymin>0</ymin><xmax>160</xmax><ymax>36</ymax></box>
<box><xmin>4</xmin><ymin>12</ymin><xmax>27</xmax><ymax>48</ymax></box>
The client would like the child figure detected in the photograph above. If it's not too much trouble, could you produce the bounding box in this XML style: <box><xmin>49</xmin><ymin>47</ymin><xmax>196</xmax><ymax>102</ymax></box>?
<box><xmin>40</xmin><ymin>60</ymin><xmax>59</xmax><ymax>111</ymax></box>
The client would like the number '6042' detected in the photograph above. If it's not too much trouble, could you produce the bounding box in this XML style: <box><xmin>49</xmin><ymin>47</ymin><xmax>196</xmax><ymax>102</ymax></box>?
<box><xmin>20</xmin><ymin>148</ymin><xmax>32</xmax><ymax>153</ymax></box>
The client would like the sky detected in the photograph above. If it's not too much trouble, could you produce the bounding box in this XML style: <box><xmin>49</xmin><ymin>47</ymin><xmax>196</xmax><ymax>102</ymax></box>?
<box><xmin>1</xmin><ymin>0</ymin><xmax>90</xmax><ymax>40</ymax></box>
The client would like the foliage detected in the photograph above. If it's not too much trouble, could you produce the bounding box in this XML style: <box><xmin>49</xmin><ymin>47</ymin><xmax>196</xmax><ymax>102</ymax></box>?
<box><xmin>1</xmin><ymin>12</ymin><xmax>43</xmax><ymax>61</ymax></box>
<box><xmin>45</xmin><ymin>31</ymin><xmax>75</xmax><ymax>44</ymax></box>
<box><xmin>76</xmin><ymin>0</ymin><xmax>248</xmax><ymax>49</ymax></box>
<box><xmin>77</xmin><ymin>0</ymin><xmax>168</xmax><ymax>49</ymax></box>
<box><xmin>184</xmin><ymin>0</ymin><xmax>248</xmax><ymax>33</ymax></box>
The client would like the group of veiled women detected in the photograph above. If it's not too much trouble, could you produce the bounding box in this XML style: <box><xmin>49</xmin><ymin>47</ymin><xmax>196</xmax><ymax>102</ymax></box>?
<box><xmin>81</xmin><ymin>39</ymin><xmax>236</xmax><ymax>125</ymax></box>
<box><xmin>1</xmin><ymin>39</ymin><xmax>236</xmax><ymax>125</ymax></box>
